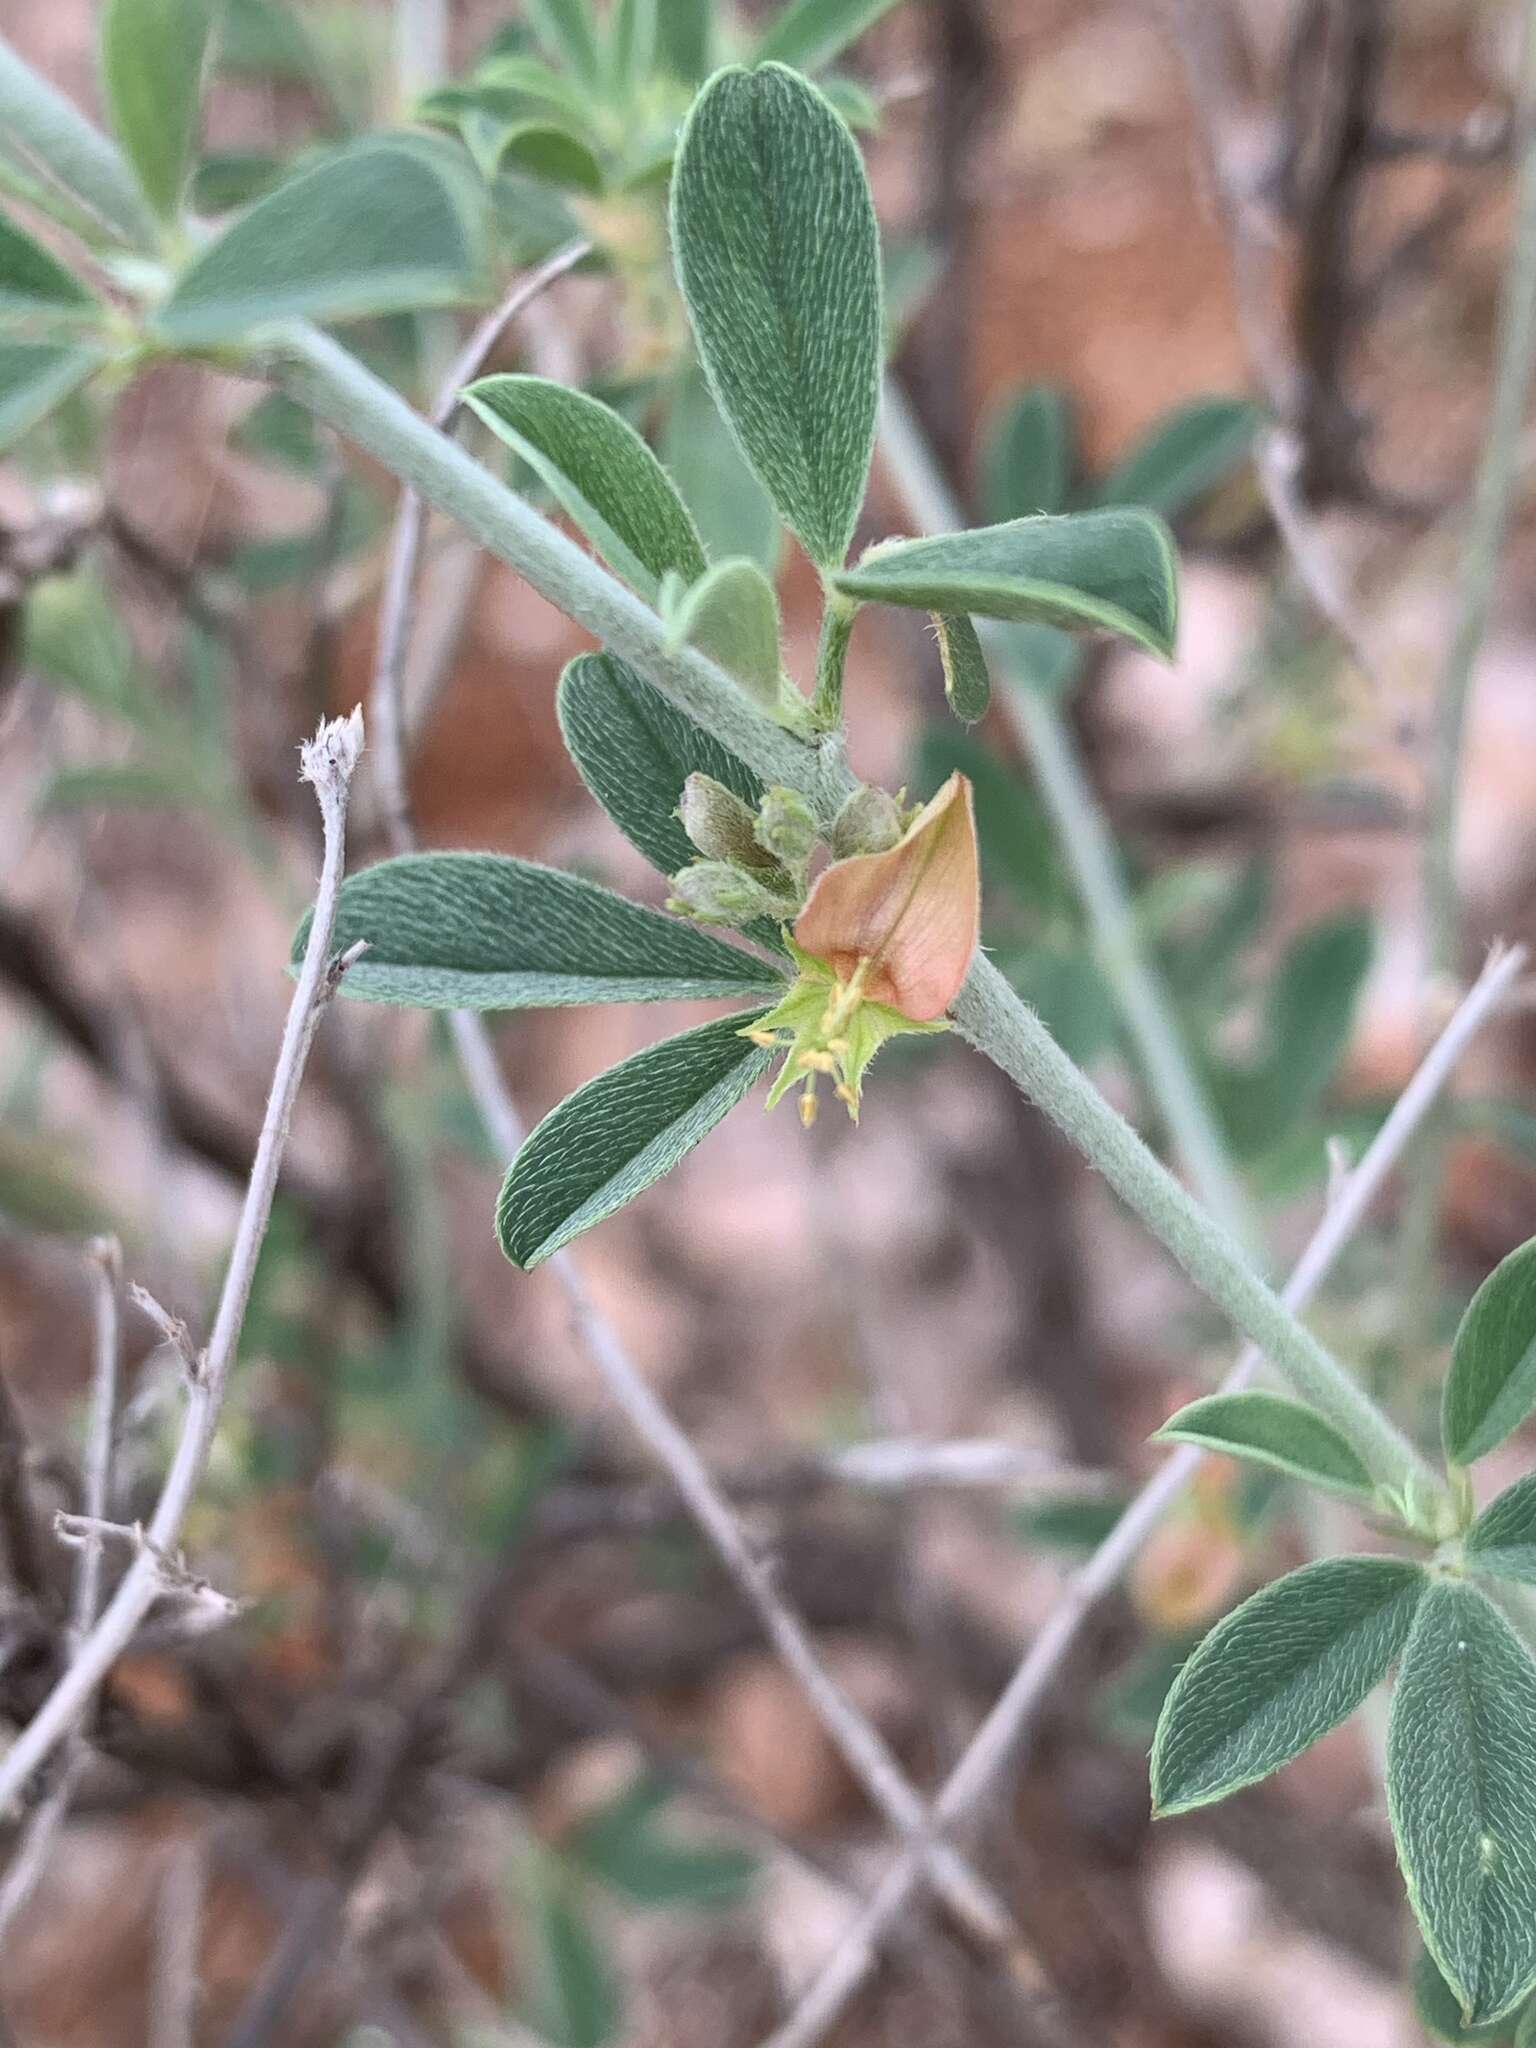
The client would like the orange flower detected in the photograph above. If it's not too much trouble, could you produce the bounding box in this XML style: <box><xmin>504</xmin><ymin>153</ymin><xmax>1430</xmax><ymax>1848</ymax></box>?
<box><xmin>744</xmin><ymin>773</ymin><xmax>980</xmax><ymax>1125</ymax></box>
<box><xmin>793</xmin><ymin>771</ymin><xmax>980</xmax><ymax>1021</ymax></box>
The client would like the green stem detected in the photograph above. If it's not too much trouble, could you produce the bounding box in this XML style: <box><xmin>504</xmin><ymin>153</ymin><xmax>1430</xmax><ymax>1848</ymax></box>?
<box><xmin>274</xmin><ymin>324</ymin><xmax>819</xmax><ymax>795</ymax></box>
<box><xmin>952</xmin><ymin>955</ymin><xmax>1434</xmax><ymax>1495</ymax></box>
<box><xmin>877</xmin><ymin>379</ymin><xmax>1262</xmax><ymax>1257</ymax></box>
<box><xmin>1401</xmin><ymin>3</ymin><xmax>1536</xmax><ymax>1342</ymax></box>
<box><xmin>0</xmin><ymin>36</ymin><xmax>157</xmax><ymax>252</ymax></box>
<box><xmin>811</xmin><ymin>591</ymin><xmax>857</xmax><ymax>729</ymax></box>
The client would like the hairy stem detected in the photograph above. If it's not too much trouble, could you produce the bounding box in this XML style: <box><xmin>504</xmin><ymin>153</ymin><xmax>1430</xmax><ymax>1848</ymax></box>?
<box><xmin>877</xmin><ymin>378</ymin><xmax>1261</xmax><ymax>1254</ymax></box>
<box><xmin>268</xmin><ymin>325</ymin><xmax>1424</xmax><ymax>1493</ymax></box>
<box><xmin>811</xmin><ymin>590</ymin><xmax>858</xmax><ymax>728</ymax></box>
<box><xmin>762</xmin><ymin>941</ymin><xmax>1523</xmax><ymax>2048</ymax></box>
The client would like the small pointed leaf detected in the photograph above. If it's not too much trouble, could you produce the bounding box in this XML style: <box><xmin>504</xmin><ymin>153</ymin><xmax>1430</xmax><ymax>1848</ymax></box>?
<box><xmin>831</xmin><ymin>509</ymin><xmax>1178</xmax><ymax>659</ymax></box>
<box><xmin>1152</xmin><ymin>1390</ymin><xmax>1375</xmax><ymax>1499</ymax></box>
<box><xmin>0</xmin><ymin>211</ymin><xmax>100</xmax><ymax>327</ymax></box>
<box><xmin>101</xmin><ymin>0</ymin><xmax>211</xmax><ymax>219</ymax></box>
<box><xmin>0</xmin><ymin>343</ymin><xmax>103</xmax><ymax>452</ymax></box>
<box><xmin>662</xmin><ymin>557</ymin><xmax>783</xmax><ymax>709</ymax></box>
<box><xmin>497</xmin><ymin>1012</ymin><xmax>772</xmax><ymax>1265</ymax></box>
<box><xmin>464</xmin><ymin>374</ymin><xmax>706</xmax><ymax>603</ymax></box>
<box><xmin>525</xmin><ymin>0</ymin><xmax>602</xmax><ymax>86</ymax></box>
<box><xmin>1389</xmin><ymin>1578</ymin><xmax>1536</xmax><ymax>2026</ymax></box>
<box><xmin>982</xmin><ymin>384</ymin><xmax>1073</xmax><ymax>522</ymax></box>
<box><xmin>158</xmin><ymin>138</ymin><xmax>486</xmax><ymax>345</ymax></box>
<box><xmin>656</xmin><ymin>0</ymin><xmax>712</xmax><ymax>80</ymax></box>
<box><xmin>300</xmin><ymin>852</ymin><xmax>784</xmax><ymax>1009</ymax></box>
<box><xmin>1467</xmin><ymin>1474</ymin><xmax>1536</xmax><ymax>1587</ymax></box>
<box><xmin>1151</xmin><ymin>1555</ymin><xmax>1426</xmax><ymax>1816</ymax></box>
<box><xmin>671</xmin><ymin>63</ymin><xmax>881</xmax><ymax>567</ymax></box>
<box><xmin>931</xmin><ymin>611</ymin><xmax>989</xmax><ymax>723</ymax></box>
<box><xmin>753</xmin><ymin>0</ymin><xmax>905</xmax><ymax>71</ymax></box>
<box><xmin>1445</xmin><ymin>1240</ymin><xmax>1536</xmax><ymax>1466</ymax></box>
<box><xmin>1095</xmin><ymin>396</ymin><xmax>1261</xmax><ymax>520</ymax></box>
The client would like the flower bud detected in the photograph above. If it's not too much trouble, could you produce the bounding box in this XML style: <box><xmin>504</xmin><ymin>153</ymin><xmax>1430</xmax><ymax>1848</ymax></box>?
<box><xmin>668</xmin><ymin>861</ymin><xmax>795</xmax><ymax>927</ymax></box>
<box><xmin>754</xmin><ymin>786</ymin><xmax>818</xmax><ymax>871</ymax></box>
<box><xmin>678</xmin><ymin>773</ymin><xmax>778</xmax><ymax>869</ymax></box>
<box><xmin>828</xmin><ymin>784</ymin><xmax>903</xmax><ymax>859</ymax></box>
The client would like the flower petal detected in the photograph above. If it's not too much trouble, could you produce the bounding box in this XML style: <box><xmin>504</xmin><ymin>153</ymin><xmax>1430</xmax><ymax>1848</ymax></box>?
<box><xmin>793</xmin><ymin>771</ymin><xmax>979</xmax><ymax>1020</ymax></box>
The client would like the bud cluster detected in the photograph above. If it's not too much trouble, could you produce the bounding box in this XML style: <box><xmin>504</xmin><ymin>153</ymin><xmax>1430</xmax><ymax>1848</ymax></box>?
<box><xmin>666</xmin><ymin>775</ymin><xmax>909</xmax><ymax>930</ymax></box>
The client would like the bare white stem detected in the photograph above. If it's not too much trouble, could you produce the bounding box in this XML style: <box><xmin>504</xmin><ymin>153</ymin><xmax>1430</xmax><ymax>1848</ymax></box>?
<box><xmin>0</xmin><ymin>713</ymin><xmax>365</xmax><ymax>1816</ymax></box>
<box><xmin>760</xmin><ymin>941</ymin><xmax>1525</xmax><ymax>2048</ymax></box>
<box><xmin>369</xmin><ymin>324</ymin><xmax>1020</xmax><ymax>1957</ymax></box>
<box><xmin>0</xmin><ymin>1234</ymin><xmax>120</xmax><ymax>1934</ymax></box>
<box><xmin>148</xmin><ymin>1834</ymin><xmax>206</xmax><ymax>2048</ymax></box>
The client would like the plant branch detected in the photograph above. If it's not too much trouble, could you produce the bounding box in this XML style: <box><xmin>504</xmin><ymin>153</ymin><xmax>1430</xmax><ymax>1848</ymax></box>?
<box><xmin>269</xmin><ymin>328</ymin><xmax>1431</xmax><ymax>1502</ymax></box>
<box><xmin>876</xmin><ymin>378</ymin><xmax>1261</xmax><ymax>1254</ymax></box>
<box><xmin>761</xmin><ymin>938</ymin><xmax>1524</xmax><ymax>2048</ymax></box>
<box><xmin>0</xmin><ymin>713</ymin><xmax>365</xmax><ymax>1817</ymax></box>
<box><xmin>0</xmin><ymin>1235</ymin><xmax>120</xmax><ymax>1936</ymax></box>
<box><xmin>954</xmin><ymin>952</ymin><xmax>1430</xmax><ymax>1490</ymax></box>
<box><xmin>363</xmin><ymin>297</ymin><xmax>1025</xmax><ymax>1962</ymax></box>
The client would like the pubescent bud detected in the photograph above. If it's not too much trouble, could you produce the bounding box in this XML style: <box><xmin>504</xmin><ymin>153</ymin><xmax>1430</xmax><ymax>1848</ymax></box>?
<box><xmin>754</xmin><ymin>786</ymin><xmax>818</xmax><ymax>871</ymax></box>
<box><xmin>828</xmin><ymin>784</ymin><xmax>903</xmax><ymax>859</ymax></box>
<box><xmin>678</xmin><ymin>774</ymin><xmax>778</xmax><ymax>868</ymax></box>
<box><xmin>668</xmin><ymin>861</ymin><xmax>797</xmax><ymax>927</ymax></box>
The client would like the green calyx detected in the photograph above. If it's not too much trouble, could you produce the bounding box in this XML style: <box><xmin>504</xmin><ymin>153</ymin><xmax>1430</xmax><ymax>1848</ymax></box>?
<box><xmin>743</xmin><ymin>936</ymin><xmax>946</xmax><ymax>1126</ymax></box>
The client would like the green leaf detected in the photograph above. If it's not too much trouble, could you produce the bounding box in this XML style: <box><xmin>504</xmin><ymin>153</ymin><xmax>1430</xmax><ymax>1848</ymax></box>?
<box><xmin>572</xmin><ymin>1777</ymin><xmax>756</xmax><ymax>1909</ymax></box>
<box><xmin>1212</xmin><ymin>910</ymin><xmax>1373</xmax><ymax>1159</ymax></box>
<box><xmin>1151</xmin><ymin>1555</ymin><xmax>1426</xmax><ymax>1816</ymax></box>
<box><xmin>157</xmin><ymin>138</ymin><xmax>486</xmax><ymax>345</ymax></box>
<box><xmin>607</xmin><ymin>0</ymin><xmax>656</xmax><ymax>94</ymax></box>
<box><xmin>526</xmin><ymin>0</ymin><xmax>603</xmax><ymax>88</ymax></box>
<box><xmin>982</xmin><ymin>384</ymin><xmax>1073</xmax><ymax>521</ymax></box>
<box><xmin>832</xmin><ymin>510</ymin><xmax>1179</xmax><ymax>659</ymax></box>
<box><xmin>931</xmin><ymin>611</ymin><xmax>989</xmax><ymax>723</ymax></box>
<box><xmin>1095</xmin><ymin>397</ymin><xmax>1261</xmax><ymax>521</ymax></box>
<box><xmin>655</xmin><ymin>0</ymin><xmax>713</xmax><ymax>80</ymax></box>
<box><xmin>662</xmin><ymin>367</ymin><xmax>781</xmax><ymax>574</ymax></box>
<box><xmin>497</xmin><ymin>1012</ymin><xmax>773</xmax><ymax>1266</ymax></box>
<box><xmin>1445</xmin><ymin>1241</ymin><xmax>1536</xmax><ymax>1466</ymax></box>
<box><xmin>915</xmin><ymin>725</ymin><xmax>1062</xmax><ymax>911</ymax></box>
<box><xmin>671</xmin><ymin>63</ymin><xmax>881</xmax><ymax>567</ymax></box>
<box><xmin>0</xmin><ymin>343</ymin><xmax>103</xmax><ymax>453</ymax></box>
<box><xmin>301</xmin><ymin>852</ymin><xmax>785</xmax><ymax>1010</ymax></box>
<box><xmin>1152</xmin><ymin>1390</ymin><xmax>1375</xmax><ymax>1499</ymax></box>
<box><xmin>753</xmin><ymin>0</ymin><xmax>905</xmax><ymax>72</ymax></box>
<box><xmin>518</xmin><ymin>1871</ymin><xmax>620</xmax><ymax>2048</ymax></box>
<box><xmin>1414</xmin><ymin>1949</ymin><xmax>1515</xmax><ymax>2044</ymax></box>
<box><xmin>1468</xmin><ymin>1475</ymin><xmax>1536</xmax><ymax>1587</ymax></box>
<box><xmin>0</xmin><ymin>210</ymin><xmax>100</xmax><ymax>328</ymax></box>
<box><xmin>661</xmin><ymin>557</ymin><xmax>783</xmax><ymax>710</ymax></box>
<box><xmin>490</xmin><ymin>120</ymin><xmax>606</xmax><ymax>193</ymax></box>
<box><xmin>557</xmin><ymin>650</ymin><xmax>766</xmax><ymax>881</ymax></box>
<box><xmin>462</xmin><ymin>374</ymin><xmax>706</xmax><ymax>604</ymax></box>
<box><xmin>189</xmin><ymin>148</ymin><xmax>283</xmax><ymax>213</ymax></box>
<box><xmin>100</xmin><ymin>0</ymin><xmax>211</xmax><ymax>219</ymax></box>
<box><xmin>1389</xmin><ymin>1578</ymin><xmax>1536</xmax><ymax>2025</ymax></box>
<box><xmin>469</xmin><ymin>56</ymin><xmax>596</xmax><ymax>126</ymax></box>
